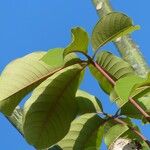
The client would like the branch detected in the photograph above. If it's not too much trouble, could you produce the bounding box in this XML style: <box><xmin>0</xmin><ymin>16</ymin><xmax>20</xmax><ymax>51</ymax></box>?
<box><xmin>91</xmin><ymin>0</ymin><xmax>149</xmax><ymax>77</ymax></box>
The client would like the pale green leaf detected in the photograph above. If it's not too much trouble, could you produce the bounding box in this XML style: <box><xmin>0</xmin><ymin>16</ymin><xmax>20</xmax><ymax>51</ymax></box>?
<box><xmin>92</xmin><ymin>12</ymin><xmax>140</xmax><ymax>50</ymax></box>
<box><xmin>76</xmin><ymin>90</ymin><xmax>103</xmax><ymax>115</ymax></box>
<box><xmin>121</xmin><ymin>95</ymin><xmax>150</xmax><ymax>120</ymax></box>
<box><xmin>63</xmin><ymin>27</ymin><xmax>89</xmax><ymax>57</ymax></box>
<box><xmin>49</xmin><ymin>113</ymin><xmax>104</xmax><ymax>150</ymax></box>
<box><xmin>110</xmin><ymin>73</ymin><xmax>150</xmax><ymax>120</ymax></box>
<box><xmin>130</xmin><ymin>72</ymin><xmax>150</xmax><ymax>98</ymax></box>
<box><xmin>41</xmin><ymin>48</ymin><xmax>64</xmax><ymax>69</ymax></box>
<box><xmin>114</xmin><ymin>75</ymin><xmax>145</xmax><ymax>107</ymax></box>
<box><xmin>0</xmin><ymin>52</ymin><xmax>60</xmax><ymax>116</ymax></box>
<box><xmin>89</xmin><ymin>51</ymin><xmax>135</xmax><ymax>94</ymax></box>
<box><xmin>23</xmin><ymin>64</ymin><xmax>84</xmax><ymax>149</ymax></box>
<box><xmin>41</xmin><ymin>48</ymin><xmax>81</xmax><ymax>68</ymax></box>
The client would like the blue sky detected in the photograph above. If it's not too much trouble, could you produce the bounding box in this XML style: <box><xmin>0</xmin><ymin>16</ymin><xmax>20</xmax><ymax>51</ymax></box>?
<box><xmin>0</xmin><ymin>0</ymin><xmax>150</xmax><ymax>149</ymax></box>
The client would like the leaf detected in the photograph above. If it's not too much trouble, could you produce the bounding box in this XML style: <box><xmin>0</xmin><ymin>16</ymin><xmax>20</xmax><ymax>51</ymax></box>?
<box><xmin>64</xmin><ymin>53</ymin><xmax>82</xmax><ymax>67</ymax></box>
<box><xmin>92</xmin><ymin>12</ymin><xmax>140</xmax><ymax>50</ymax></box>
<box><xmin>49</xmin><ymin>113</ymin><xmax>105</xmax><ymax>150</ymax></box>
<box><xmin>41</xmin><ymin>48</ymin><xmax>81</xmax><ymax>68</ymax></box>
<box><xmin>0</xmin><ymin>52</ymin><xmax>61</xmax><ymax>116</ymax></box>
<box><xmin>130</xmin><ymin>73</ymin><xmax>150</xmax><ymax>98</ymax></box>
<box><xmin>76</xmin><ymin>90</ymin><xmax>103</xmax><ymax>115</ymax></box>
<box><xmin>63</xmin><ymin>27</ymin><xmax>89</xmax><ymax>57</ymax></box>
<box><xmin>89</xmin><ymin>51</ymin><xmax>135</xmax><ymax>94</ymax></box>
<box><xmin>141</xmin><ymin>141</ymin><xmax>150</xmax><ymax>150</ymax></box>
<box><xmin>121</xmin><ymin>95</ymin><xmax>150</xmax><ymax>120</ymax></box>
<box><xmin>23</xmin><ymin>64</ymin><xmax>84</xmax><ymax>149</ymax></box>
<box><xmin>104</xmin><ymin>117</ymin><xmax>148</xmax><ymax>149</ymax></box>
<box><xmin>48</xmin><ymin>145</ymin><xmax>62</xmax><ymax>150</ymax></box>
<box><xmin>7</xmin><ymin>107</ymin><xmax>23</xmax><ymax>134</ymax></box>
<box><xmin>41</xmin><ymin>48</ymin><xmax>64</xmax><ymax>69</ymax></box>
<box><xmin>110</xmin><ymin>73</ymin><xmax>150</xmax><ymax>120</ymax></box>
<box><xmin>104</xmin><ymin>124</ymin><xmax>129</xmax><ymax>148</ymax></box>
<box><xmin>114</xmin><ymin>75</ymin><xmax>145</xmax><ymax>107</ymax></box>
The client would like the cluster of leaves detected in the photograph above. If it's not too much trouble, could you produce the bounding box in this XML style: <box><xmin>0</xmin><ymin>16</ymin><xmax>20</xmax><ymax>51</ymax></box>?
<box><xmin>0</xmin><ymin>12</ymin><xmax>150</xmax><ymax>150</ymax></box>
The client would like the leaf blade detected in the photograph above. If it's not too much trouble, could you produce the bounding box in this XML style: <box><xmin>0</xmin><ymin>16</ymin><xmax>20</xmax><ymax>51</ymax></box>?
<box><xmin>104</xmin><ymin>124</ymin><xmax>129</xmax><ymax>148</ymax></box>
<box><xmin>49</xmin><ymin>113</ymin><xmax>104</xmax><ymax>150</ymax></box>
<box><xmin>114</xmin><ymin>75</ymin><xmax>145</xmax><ymax>107</ymax></box>
<box><xmin>41</xmin><ymin>48</ymin><xmax>81</xmax><ymax>68</ymax></box>
<box><xmin>92</xmin><ymin>12</ymin><xmax>140</xmax><ymax>50</ymax></box>
<box><xmin>89</xmin><ymin>51</ymin><xmax>135</xmax><ymax>94</ymax></box>
<box><xmin>63</xmin><ymin>27</ymin><xmax>89</xmax><ymax>57</ymax></box>
<box><xmin>76</xmin><ymin>90</ymin><xmax>103</xmax><ymax>115</ymax></box>
<box><xmin>23</xmin><ymin>64</ymin><xmax>84</xmax><ymax>149</ymax></box>
<box><xmin>41</xmin><ymin>48</ymin><xmax>64</xmax><ymax>69</ymax></box>
<box><xmin>0</xmin><ymin>52</ymin><xmax>60</xmax><ymax>116</ymax></box>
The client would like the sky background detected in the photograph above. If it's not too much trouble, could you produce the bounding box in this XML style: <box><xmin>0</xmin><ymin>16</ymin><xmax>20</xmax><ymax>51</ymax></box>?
<box><xmin>0</xmin><ymin>0</ymin><xmax>150</xmax><ymax>149</ymax></box>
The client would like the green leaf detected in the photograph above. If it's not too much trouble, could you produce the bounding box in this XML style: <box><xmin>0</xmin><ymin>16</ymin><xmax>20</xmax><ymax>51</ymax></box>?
<box><xmin>104</xmin><ymin>124</ymin><xmax>129</xmax><ymax>148</ymax></box>
<box><xmin>141</xmin><ymin>141</ymin><xmax>150</xmax><ymax>150</ymax></box>
<box><xmin>48</xmin><ymin>145</ymin><xmax>62</xmax><ymax>150</ymax></box>
<box><xmin>41</xmin><ymin>48</ymin><xmax>64</xmax><ymax>69</ymax></box>
<box><xmin>49</xmin><ymin>113</ymin><xmax>104</xmax><ymax>150</ymax></box>
<box><xmin>114</xmin><ymin>75</ymin><xmax>145</xmax><ymax>107</ymax></box>
<box><xmin>41</xmin><ymin>48</ymin><xmax>81</xmax><ymax>68</ymax></box>
<box><xmin>64</xmin><ymin>53</ymin><xmax>82</xmax><ymax>67</ymax></box>
<box><xmin>92</xmin><ymin>12</ymin><xmax>140</xmax><ymax>50</ymax></box>
<box><xmin>63</xmin><ymin>27</ymin><xmax>89</xmax><ymax>57</ymax></box>
<box><xmin>7</xmin><ymin>107</ymin><xmax>23</xmax><ymax>135</ymax></box>
<box><xmin>23</xmin><ymin>64</ymin><xmax>84</xmax><ymax>149</ymax></box>
<box><xmin>110</xmin><ymin>73</ymin><xmax>150</xmax><ymax>120</ymax></box>
<box><xmin>130</xmin><ymin>73</ymin><xmax>150</xmax><ymax>98</ymax></box>
<box><xmin>76</xmin><ymin>90</ymin><xmax>103</xmax><ymax>115</ymax></box>
<box><xmin>121</xmin><ymin>95</ymin><xmax>150</xmax><ymax>120</ymax></box>
<box><xmin>104</xmin><ymin>117</ymin><xmax>148</xmax><ymax>149</ymax></box>
<box><xmin>89</xmin><ymin>51</ymin><xmax>134</xmax><ymax>94</ymax></box>
<box><xmin>0</xmin><ymin>52</ymin><xmax>60</xmax><ymax>116</ymax></box>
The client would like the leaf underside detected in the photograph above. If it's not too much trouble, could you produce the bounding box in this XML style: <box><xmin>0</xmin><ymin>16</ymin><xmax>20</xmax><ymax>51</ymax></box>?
<box><xmin>0</xmin><ymin>52</ymin><xmax>59</xmax><ymax>116</ymax></box>
<box><xmin>63</xmin><ymin>27</ymin><xmax>89</xmax><ymax>57</ymax></box>
<box><xmin>49</xmin><ymin>113</ymin><xmax>104</xmax><ymax>150</ymax></box>
<box><xmin>89</xmin><ymin>51</ymin><xmax>135</xmax><ymax>94</ymax></box>
<box><xmin>76</xmin><ymin>90</ymin><xmax>103</xmax><ymax>115</ymax></box>
<box><xmin>92</xmin><ymin>12</ymin><xmax>140</xmax><ymax>50</ymax></box>
<box><xmin>23</xmin><ymin>64</ymin><xmax>84</xmax><ymax>149</ymax></box>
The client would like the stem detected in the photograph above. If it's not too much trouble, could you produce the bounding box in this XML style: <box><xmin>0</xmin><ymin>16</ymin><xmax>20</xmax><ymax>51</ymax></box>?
<box><xmin>91</xmin><ymin>0</ymin><xmax>149</xmax><ymax>77</ymax></box>
<box><xmin>91</xmin><ymin>61</ymin><xmax>150</xmax><ymax>123</ymax></box>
